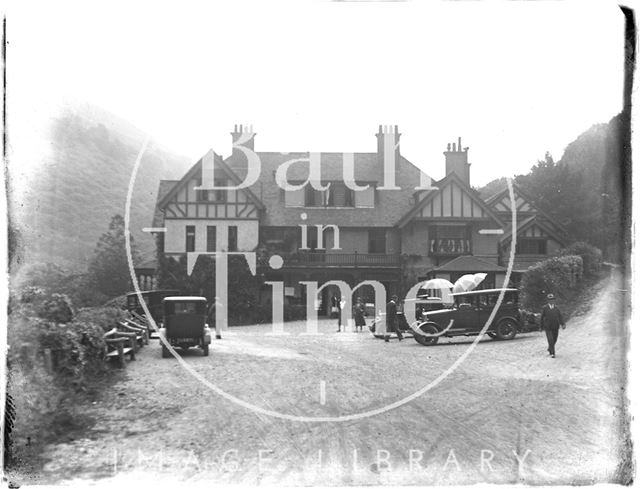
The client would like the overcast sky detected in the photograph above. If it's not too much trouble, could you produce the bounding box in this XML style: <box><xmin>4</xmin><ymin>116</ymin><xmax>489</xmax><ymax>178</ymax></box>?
<box><xmin>8</xmin><ymin>0</ymin><xmax>625</xmax><ymax>186</ymax></box>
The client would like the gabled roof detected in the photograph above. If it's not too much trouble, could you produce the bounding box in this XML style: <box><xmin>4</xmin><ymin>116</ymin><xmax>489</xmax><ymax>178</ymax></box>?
<box><xmin>396</xmin><ymin>171</ymin><xmax>504</xmax><ymax>228</ymax></box>
<box><xmin>499</xmin><ymin>214</ymin><xmax>567</xmax><ymax>246</ymax></box>
<box><xmin>152</xmin><ymin>180</ymin><xmax>179</xmax><ymax>228</ymax></box>
<box><xmin>156</xmin><ymin>151</ymin><xmax>265</xmax><ymax>211</ymax></box>
<box><xmin>432</xmin><ymin>255</ymin><xmax>507</xmax><ymax>273</ymax></box>
<box><xmin>485</xmin><ymin>182</ymin><xmax>566</xmax><ymax>232</ymax></box>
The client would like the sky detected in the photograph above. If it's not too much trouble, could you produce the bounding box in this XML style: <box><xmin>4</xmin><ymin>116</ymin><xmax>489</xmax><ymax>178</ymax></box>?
<box><xmin>7</xmin><ymin>0</ymin><xmax>625</xmax><ymax>187</ymax></box>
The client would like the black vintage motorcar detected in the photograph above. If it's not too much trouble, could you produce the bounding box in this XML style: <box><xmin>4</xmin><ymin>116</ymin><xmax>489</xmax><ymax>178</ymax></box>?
<box><xmin>369</xmin><ymin>297</ymin><xmax>451</xmax><ymax>339</ymax></box>
<box><xmin>412</xmin><ymin>288</ymin><xmax>524</xmax><ymax>346</ymax></box>
<box><xmin>126</xmin><ymin>289</ymin><xmax>179</xmax><ymax>325</ymax></box>
<box><xmin>159</xmin><ymin>296</ymin><xmax>212</xmax><ymax>357</ymax></box>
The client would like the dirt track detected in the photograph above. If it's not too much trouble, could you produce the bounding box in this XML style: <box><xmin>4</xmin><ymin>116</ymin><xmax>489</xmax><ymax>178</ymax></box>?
<box><xmin>7</xmin><ymin>271</ymin><xmax>631</xmax><ymax>486</ymax></box>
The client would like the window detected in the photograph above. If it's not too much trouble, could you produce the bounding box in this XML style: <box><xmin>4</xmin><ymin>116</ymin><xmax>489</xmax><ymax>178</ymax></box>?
<box><xmin>212</xmin><ymin>179</ymin><xmax>227</xmax><ymax>202</ymax></box>
<box><xmin>429</xmin><ymin>225</ymin><xmax>471</xmax><ymax>255</ymax></box>
<box><xmin>206</xmin><ymin>226</ymin><xmax>217</xmax><ymax>252</ymax></box>
<box><xmin>305</xmin><ymin>184</ymin><xmax>325</xmax><ymax>207</ymax></box>
<box><xmin>303</xmin><ymin>182</ymin><xmax>355</xmax><ymax>207</ymax></box>
<box><xmin>195</xmin><ymin>179</ymin><xmax>226</xmax><ymax>202</ymax></box>
<box><xmin>228</xmin><ymin>226</ymin><xmax>238</xmax><ymax>251</ymax></box>
<box><xmin>327</xmin><ymin>183</ymin><xmax>354</xmax><ymax>207</ymax></box>
<box><xmin>368</xmin><ymin>229</ymin><xmax>386</xmax><ymax>253</ymax></box>
<box><xmin>516</xmin><ymin>238</ymin><xmax>547</xmax><ymax>255</ymax></box>
<box><xmin>185</xmin><ymin>226</ymin><xmax>196</xmax><ymax>252</ymax></box>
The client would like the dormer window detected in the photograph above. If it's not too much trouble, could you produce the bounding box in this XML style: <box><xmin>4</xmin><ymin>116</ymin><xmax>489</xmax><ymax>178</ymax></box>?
<box><xmin>303</xmin><ymin>182</ymin><xmax>354</xmax><ymax>208</ymax></box>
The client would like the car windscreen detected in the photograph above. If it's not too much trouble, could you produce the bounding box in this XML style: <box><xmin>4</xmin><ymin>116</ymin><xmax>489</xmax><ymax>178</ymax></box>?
<box><xmin>164</xmin><ymin>301</ymin><xmax>206</xmax><ymax>315</ymax></box>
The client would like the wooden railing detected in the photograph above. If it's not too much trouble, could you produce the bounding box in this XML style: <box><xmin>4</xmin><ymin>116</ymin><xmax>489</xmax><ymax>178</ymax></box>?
<box><xmin>429</xmin><ymin>238</ymin><xmax>471</xmax><ymax>256</ymax></box>
<box><xmin>279</xmin><ymin>252</ymin><xmax>401</xmax><ymax>268</ymax></box>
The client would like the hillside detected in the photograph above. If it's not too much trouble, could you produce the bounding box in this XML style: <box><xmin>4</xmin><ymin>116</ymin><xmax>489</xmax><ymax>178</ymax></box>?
<box><xmin>476</xmin><ymin>111</ymin><xmax>628</xmax><ymax>260</ymax></box>
<box><xmin>9</xmin><ymin>103</ymin><xmax>192</xmax><ymax>271</ymax></box>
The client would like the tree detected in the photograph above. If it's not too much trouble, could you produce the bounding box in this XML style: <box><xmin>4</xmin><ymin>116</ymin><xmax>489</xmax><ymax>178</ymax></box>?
<box><xmin>88</xmin><ymin>215</ymin><xmax>138</xmax><ymax>299</ymax></box>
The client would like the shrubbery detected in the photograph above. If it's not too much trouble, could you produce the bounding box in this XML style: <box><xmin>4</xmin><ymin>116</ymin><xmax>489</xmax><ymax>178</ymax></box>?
<box><xmin>520</xmin><ymin>241</ymin><xmax>603</xmax><ymax>310</ymax></box>
<box><xmin>75</xmin><ymin>306</ymin><xmax>127</xmax><ymax>333</ymax></box>
<box><xmin>520</xmin><ymin>255</ymin><xmax>583</xmax><ymax>310</ymax></box>
<box><xmin>7</xmin><ymin>287</ymin><xmax>128</xmax><ymax>458</ymax></box>
<box><xmin>558</xmin><ymin>241</ymin><xmax>603</xmax><ymax>276</ymax></box>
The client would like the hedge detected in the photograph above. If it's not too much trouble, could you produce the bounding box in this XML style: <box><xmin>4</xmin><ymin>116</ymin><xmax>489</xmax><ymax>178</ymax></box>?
<box><xmin>520</xmin><ymin>254</ymin><xmax>583</xmax><ymax>310</ymax></box>
<box><xmin>558</xmin><ymin>241</ymin><xmax>603</xmax><ymax>276</ymax></box>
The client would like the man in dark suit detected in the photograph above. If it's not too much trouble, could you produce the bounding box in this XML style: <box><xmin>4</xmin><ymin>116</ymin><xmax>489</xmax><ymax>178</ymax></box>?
<box><xmin>385</xmin><ymin>295</ymin><xmax>402</xmax><ymax>342</ymax></box>
<box><xmin>540</xmin><ymin>293</ymin><xmax>566</xmax><ymax>358</ymax></box>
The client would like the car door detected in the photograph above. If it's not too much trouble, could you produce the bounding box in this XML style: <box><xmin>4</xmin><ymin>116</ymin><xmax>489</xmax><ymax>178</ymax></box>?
<box><xmin>472</xmin><ymin>295</ymin><xmax>493</xmax><ymax>333</ymax></box>
<box><xmin>451</xmin><ymin>296</ymin><xmax>476</xmax><ymax>332</ymax></box>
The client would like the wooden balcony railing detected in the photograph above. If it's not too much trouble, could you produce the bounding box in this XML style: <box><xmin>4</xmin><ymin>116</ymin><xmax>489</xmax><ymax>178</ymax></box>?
<box><xmin>429</xmin><ymin>238</ymin><xmax>471</xmax><ymax>256</ymax></box>
<box><xmin>279</xmin><ymin>252</ymin><xmax>401</xmax><ymax>268</ymax></box>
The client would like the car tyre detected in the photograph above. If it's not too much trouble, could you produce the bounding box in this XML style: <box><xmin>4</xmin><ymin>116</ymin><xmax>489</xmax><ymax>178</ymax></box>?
<box><xmin>161</xmin><ymin>344</ymin><xmax>171</xmax><ymax>358</ymax></box>
<box><xmin>495</xmin><ymin>319</ymin><xmax>517</xmax><ymax>340</ymax></box>
<box><xmin>414</xmin><ymin>323</ymin><xmax>439</xmax><ymax>346</ymax></box>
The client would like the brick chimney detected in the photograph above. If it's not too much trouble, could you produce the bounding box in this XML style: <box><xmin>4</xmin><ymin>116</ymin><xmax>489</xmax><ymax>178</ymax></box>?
<box><xmin>443</xmin><ymin>137</ymin><xmax>470</xmax><ymax>186</ymax></box>
<box><xmin>376</xmin><ymin>125</ymin><xmax>401</xmax><ymax>189</ymax></box>
<box><xmin>229</xmin><ymin>124</ymin><xmax>256</xmax><ymax>172</ymax></box>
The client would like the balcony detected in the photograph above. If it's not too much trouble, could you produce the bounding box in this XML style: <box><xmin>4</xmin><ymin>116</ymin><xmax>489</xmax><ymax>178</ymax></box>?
<box><xmin>279</xmin><ymin>252</ymin><xmax>401</xmax><ymax>268</ymax></box>
<box><xmin>429</xmin><ymin>238</ymin><xmax>471</xmax><ymax>256</ymax></box>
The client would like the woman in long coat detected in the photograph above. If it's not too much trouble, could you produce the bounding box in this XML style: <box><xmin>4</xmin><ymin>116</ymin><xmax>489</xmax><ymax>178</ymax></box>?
<box><xmin>353</xmin><ymin>298</ymin><xmax>367</xmax><ymax>332</ymax></box>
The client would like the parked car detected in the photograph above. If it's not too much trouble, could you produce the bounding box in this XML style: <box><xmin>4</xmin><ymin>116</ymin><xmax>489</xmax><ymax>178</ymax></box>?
<box><xmin>368</xmin><ymin>297</ymin><xmax>451</xmax><ymax>339</ymax></box>
<box><xmin>126</xmin><ymin>289</ymin><xmax>179</xmax><ymax>325</ymax></box>
<box><xmin>159</xmin><ymin>296</ymin><xmax>212</xmax><ymax>357</ymax></box>
<box><xmin>412</xmin><ymin>288</ymin><xmax>523</xmax><ymax>346</ymax></box>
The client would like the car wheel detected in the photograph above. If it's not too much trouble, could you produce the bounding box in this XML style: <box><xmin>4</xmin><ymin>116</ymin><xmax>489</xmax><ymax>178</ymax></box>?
<box><xmin>414</xmin><ymin>323</ymin><xmax>439</xmax><ymax>346</ymax></box>
<box><xmin>161</xmin><ymin>344</ymin><xmax>171</xmax><ymax>358</ymax></box>
<box><xmin>495</xmin><ymin>319</ymin><xmax>517</xmax><ymax>340</ymax></box>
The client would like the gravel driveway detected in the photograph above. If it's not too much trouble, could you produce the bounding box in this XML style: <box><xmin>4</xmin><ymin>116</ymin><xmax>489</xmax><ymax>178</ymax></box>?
<box><xmin>7</xmin><ymin>271</ymin><xmax>631</xmax><ymax>486</ymax></box>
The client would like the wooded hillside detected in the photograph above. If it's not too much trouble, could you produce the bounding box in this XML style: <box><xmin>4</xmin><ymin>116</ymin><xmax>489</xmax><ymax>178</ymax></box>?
<box><xmin>9</xmin><ymin>104</ymin><xmax>191</xmax><ymax>271</ymax></box>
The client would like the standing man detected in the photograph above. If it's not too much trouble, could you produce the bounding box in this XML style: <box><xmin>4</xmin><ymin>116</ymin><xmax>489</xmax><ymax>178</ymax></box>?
<box><xmin>540</xmin><ymin>293</ymin><xmax>565</xmax><ymax>358</ymax></box>
<box><xmin>385</xmin><ymin>295</ymin><xmax>402</xmax><ymax>342</ymax></box>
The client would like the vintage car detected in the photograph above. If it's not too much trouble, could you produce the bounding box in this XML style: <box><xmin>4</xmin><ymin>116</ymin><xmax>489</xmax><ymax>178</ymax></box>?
<box><xmin>369</xmin><ymin>296</ymin><xmax>451</xmax><ymax>339</ymax></box>
<box><xmin>412</xmin><ymin>288</ymin><xmax>523</xmax><ymax>346</ymax></box>
<box><xmin>126</xmin><ymin>289</ymin><xmax>179</xmax><ymax>326</ymax></box>
<box><xmin>159</xmin><ymin>296</ymin><xmax>212</xmax><ymax>357</ymax></box>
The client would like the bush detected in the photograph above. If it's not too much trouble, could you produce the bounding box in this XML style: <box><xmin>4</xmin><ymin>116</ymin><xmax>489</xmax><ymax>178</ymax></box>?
<box><xmin>37</xmin><ymin>320</ymin><xmax>107</xmax><ymax>383</ymax></box>
<box><xmin>520</xmin><ymin>255</ymin><xmax>583</xmax><ymax>309</ymax></box>
<box><xmin>559</xmin><ymin>241</ymin><xmax>603</xmax><ymax>275</ymax></box>
<box><xmin>36</xmin><ymin>293</ymin><xmax>74</xmax><ymax>323</ymax></box>
<box><xmin>75</xmin><ymin>306</ymin><xmax>127</xmax><ymax>333</ymax></box>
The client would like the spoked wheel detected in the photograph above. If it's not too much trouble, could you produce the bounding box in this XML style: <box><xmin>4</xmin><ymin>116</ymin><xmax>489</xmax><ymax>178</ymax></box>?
<box><xmin>495</xmin><ymin>319</ymin><xmax>517</xmax><ymax>340</ymax></box>
<box><xmin>414</xmin><ymin>323</ymin><xmax>439</xmax><ymax>346</ymax></box>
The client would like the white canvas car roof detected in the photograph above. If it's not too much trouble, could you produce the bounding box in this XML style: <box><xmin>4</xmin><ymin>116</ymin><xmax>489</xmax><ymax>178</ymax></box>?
<box><xmin>450</xmin><ymin>288</ymin><xmax>518</xmax><ymax>297</ymax></box>
<box><xmin>163</xmin><ymin>296</ymin><xmax>207</xmax><ymax>302</ymax></box>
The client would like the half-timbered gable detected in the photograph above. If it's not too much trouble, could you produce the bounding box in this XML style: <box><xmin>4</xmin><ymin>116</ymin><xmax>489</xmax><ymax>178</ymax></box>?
<box><xmin>157</xmin><ymin>152</ymin><xmax>265</xmax><ymax>255</ymax></box>
<box><xmin>498</xmin><ymin>215</ymin><xmax>566</xmax><ymax>271</ymax></box>
<box><xmin>397</xmin><ymin>172</ymin><xmax>504</xmax><ymax>266</ymax></box>
<box><xmin>397</xmin><ymin>172</ymin><xmax>503</xmax><ymax>226</ymax></box>
<box><xmin>487</xmin><ymin>189</ymin><xmax>536</xmax><ymax>216</ymax></box>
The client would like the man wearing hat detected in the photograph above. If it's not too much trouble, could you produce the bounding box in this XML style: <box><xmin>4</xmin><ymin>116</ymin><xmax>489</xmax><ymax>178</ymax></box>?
<box><xmin>540</xmin><ymin>293</ymin><xmax>566</xmax><ymax>358</ymax></box>
<box><xmin>385</xmin><ymin>295</ymin><xmax>403</xmax><ymax>342</ymax></box>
